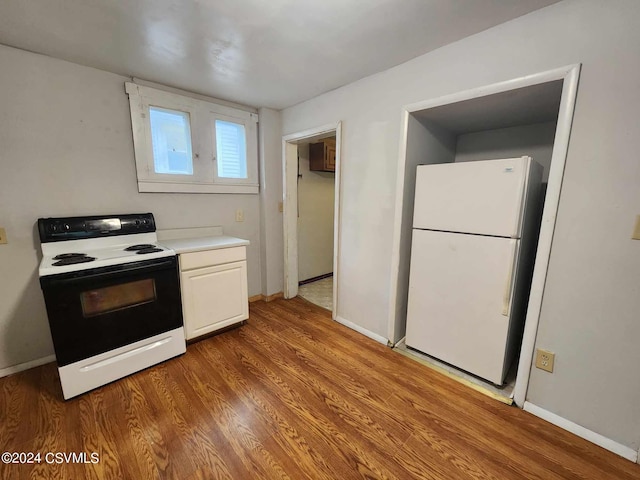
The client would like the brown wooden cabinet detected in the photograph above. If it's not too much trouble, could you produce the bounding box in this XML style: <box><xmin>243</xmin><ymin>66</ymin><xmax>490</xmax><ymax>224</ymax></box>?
<box><xmin>309</xmin><ymin>138</ymin><xmax>336</xmax><ymax>172</ymax></box>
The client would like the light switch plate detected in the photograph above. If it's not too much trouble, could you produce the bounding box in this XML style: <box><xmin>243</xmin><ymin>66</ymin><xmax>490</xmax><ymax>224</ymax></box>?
<box><xmin>0</xmin><ymin>228</ymin><xmax>7</xmax><ymax>244</ymax></box>
<box><xmin>632</xmin><ymin>215</ymin><xmax>640</xmax><ymax>240</ymax></box>
<box><xmin>235</xmin><ymin>209</ymin><xmax>244</xmax><ymax>222</ymax></box>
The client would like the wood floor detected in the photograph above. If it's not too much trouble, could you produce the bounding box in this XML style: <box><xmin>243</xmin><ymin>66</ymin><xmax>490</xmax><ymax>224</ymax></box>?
<box><xmin>1</xmin><ymin>298</ymin><xmax>638</xmax><ymax>480</ymax></box>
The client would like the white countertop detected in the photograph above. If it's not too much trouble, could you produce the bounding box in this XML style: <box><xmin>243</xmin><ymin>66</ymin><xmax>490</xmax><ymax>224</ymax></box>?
<box><xmin>158</xmin><ymin>229</ymin><xmax>250</xmax><ymax>253</ymax></box>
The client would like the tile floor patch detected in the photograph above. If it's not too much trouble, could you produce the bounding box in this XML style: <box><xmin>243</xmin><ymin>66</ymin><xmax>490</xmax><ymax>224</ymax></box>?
<box><xmin>298</xmin><ymin>277</ymin><xmax>333</xmax><ymax>311</ymax></box>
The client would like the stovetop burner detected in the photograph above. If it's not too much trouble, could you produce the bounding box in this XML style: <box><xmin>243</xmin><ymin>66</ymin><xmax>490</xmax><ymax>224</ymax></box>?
<box><xmin>124</xmin><ymin>244</ymin><xmax>156</xmax><ymax>251</ymax></box>
<box><xmin>53</xmin><ymin>256</ymin><xmax>96</xmax><ymax>266</ymax></box>
<box><xmin>53</xmin><ymin>253</ymin><xmax>88</xmax><ymax>260</ymax></box>
<box><xmin>136</xmin><ymin>247</ymin><xmax>163</xmax><ymax>254</ymax></box>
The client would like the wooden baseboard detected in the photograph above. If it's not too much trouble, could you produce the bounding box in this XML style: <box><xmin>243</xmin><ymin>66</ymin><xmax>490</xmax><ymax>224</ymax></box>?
<box><xmin>264</xmin><ymin>292</ymin><xmax>284</xmax><ymax>302</ymax></box>
<box><xmin>249</xmin><ymin>292</ymin><xmax>284</xmax><ymax>303</ymax></box>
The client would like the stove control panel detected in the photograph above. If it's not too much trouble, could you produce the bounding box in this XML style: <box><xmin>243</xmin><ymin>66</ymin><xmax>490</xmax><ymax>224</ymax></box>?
<box><xmin>38</xmin><ymin>213</ymin><xmax>156</xmax><ymax>243</ymax></box>
<box><xmin>85</xmin><ymin>218</ymin><xmax>121</xmax><ymax>232</ymax></box>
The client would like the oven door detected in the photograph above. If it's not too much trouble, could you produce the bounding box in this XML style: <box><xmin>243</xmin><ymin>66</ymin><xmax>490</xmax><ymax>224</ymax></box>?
<box><xmin>40</xmin><ymin>256</ymin><xmax>183</xmax><ymax>366</ymax></box>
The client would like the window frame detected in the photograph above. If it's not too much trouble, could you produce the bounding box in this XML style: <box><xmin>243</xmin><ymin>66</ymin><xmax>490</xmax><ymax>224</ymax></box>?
<box><xmin>126</xmin><ymin>82</ymin><xmax>259</xmax><ymax>194</ymax></box>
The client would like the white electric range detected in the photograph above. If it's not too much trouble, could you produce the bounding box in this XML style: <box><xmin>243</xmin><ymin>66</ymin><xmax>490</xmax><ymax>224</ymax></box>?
<box><xmin>38</xmin><ymin>213</ymin><xmax>186</xmax><ymax>399</ymax></box>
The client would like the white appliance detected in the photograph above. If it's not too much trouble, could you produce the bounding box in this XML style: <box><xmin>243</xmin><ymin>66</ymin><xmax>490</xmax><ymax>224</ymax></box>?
<box><xmin>38</xmin><ymin>213</ymin><xmax>186</xmax><ymax>399</ymax></box>
<box><xmin>405</xmin><ymin>157</ymin><xmax>542</xmax><ymax>385</ymax></box>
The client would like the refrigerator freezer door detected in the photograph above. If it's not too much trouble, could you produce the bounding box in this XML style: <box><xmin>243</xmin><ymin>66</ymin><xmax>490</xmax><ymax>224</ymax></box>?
<box><xmin>413</xmin><ymin>157</ymin><xmax>530</xmax><ymax>238</ymax></box>
<box><xmin>405</xmin><ymin>229</ymin><xmax>520</xmax><ymax>384</ymax></box>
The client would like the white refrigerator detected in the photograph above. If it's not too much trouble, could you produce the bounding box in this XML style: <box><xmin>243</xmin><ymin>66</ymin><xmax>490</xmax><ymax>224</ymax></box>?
<box><xmin>405</xmin><ymin>157</ymin><xmax>542</xmax><ymax>385</ymax></box>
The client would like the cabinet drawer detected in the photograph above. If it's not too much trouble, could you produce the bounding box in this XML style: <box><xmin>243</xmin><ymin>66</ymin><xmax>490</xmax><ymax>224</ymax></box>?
<box><xmin>180</xmin><ymin>246</ymin><xmax>246</xmax><ymax>270</ymax></box>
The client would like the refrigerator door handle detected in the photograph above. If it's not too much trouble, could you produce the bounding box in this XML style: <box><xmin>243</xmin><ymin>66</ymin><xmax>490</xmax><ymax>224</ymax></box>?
<box><xmin>501</xmin><ymin>240</ymin><xmax>519</xmax><ymax>316</ymax></box>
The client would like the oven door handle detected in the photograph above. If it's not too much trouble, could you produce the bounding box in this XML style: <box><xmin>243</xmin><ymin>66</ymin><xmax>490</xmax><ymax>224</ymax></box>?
<box><xmin>40</xmin><ymin>259</ymin><xmax>176</xmax><ymax>288</ymax></box>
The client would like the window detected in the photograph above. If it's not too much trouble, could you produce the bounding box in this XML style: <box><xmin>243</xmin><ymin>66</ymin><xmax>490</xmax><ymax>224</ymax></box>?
<box><xmin>125</xmin><ymin>82</ymin><xmax>259</xmax><ymax>194</ymax></box>
<box><xmin>215</xmin><ymin>119</ymin><xmax>247</xmax><ymax>179</ymax></box>
<box><xmin>149</xmin><ymin>107</ymin><xmax>194</xmax><ymax>175</ymax></box>
<box><xmin>81</xmin><ymin>279</ymin><xmax>156</xmax><ymax>318</ymax></box>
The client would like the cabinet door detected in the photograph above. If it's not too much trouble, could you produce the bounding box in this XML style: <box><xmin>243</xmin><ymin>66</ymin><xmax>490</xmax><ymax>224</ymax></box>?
<box><xmin>181</xmin><ymin>260</ymin><xmax>248</xmax><ymax>340</ymax></box>
<box><xmin>326</xmin><ymin>144</ymin><xmax>336</xmax><ymax>170</ymax></box>
<box><xmin>309</xmin><ymin>142</ymin><xmax>326</xmax><ymax>171</ymax></box>
<box><xmin>309</xmin><ymin>140</ymin><xmax>336</xmax><ymax>172</ymax></box>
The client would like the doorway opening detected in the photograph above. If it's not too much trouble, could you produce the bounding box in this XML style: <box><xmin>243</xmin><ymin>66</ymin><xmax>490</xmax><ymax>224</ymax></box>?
<box><xmin>296</xmin><ymin>138</ymin><xmax>336</xmax><ymax>311</ymax></box>
<box><xmin>388</xmin><ymin>65</ymin><xmax>580</xmax><ymax>406</ymax></box>
<box><xmin>283</xmin><ymin>123</ymin><xmax>342</xmax><ymax>318</ymax></box>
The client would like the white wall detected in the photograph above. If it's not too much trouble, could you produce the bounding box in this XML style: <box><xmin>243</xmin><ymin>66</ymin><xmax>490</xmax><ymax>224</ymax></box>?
<box><xmin>297</xmin><ymin>143</ymin><xmax>335</xmax><ymax>282</ymax></box>
<box><xmin>455</xmin><ymin>122</ymin><xmax>556</xmax><ymax>182</ymax></box>
<box><xmin>281</xmin><ymin>0</ymin><xmax>640</xmax><ymax>450</ymax></box>
<box><xmin>0</xmin><ymin>44</ymin><xmax>263</xmax><ymax>372</ymax></box>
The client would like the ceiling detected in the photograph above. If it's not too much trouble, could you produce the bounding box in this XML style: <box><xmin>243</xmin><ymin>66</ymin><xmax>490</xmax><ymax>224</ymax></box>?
<box><xmin>0</xmin><ymin>0</ymin><xmax>560</xmax><ymax>109</ymax></box>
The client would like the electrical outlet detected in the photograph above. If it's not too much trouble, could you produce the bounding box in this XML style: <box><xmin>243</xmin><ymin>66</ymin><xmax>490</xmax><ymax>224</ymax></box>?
<box><xmin>632</xmin><ymin>215</ymin><xmax>640</xmax><ymax>240</ymax></box>
<box><xmin>235</xmin><ymin>209</ymin><xmax>244</xmax><ymax>222</ymax></box>
<box><xmin>535</xmin><ymin>349</ymin><xmax>555</xmax><ymax>373</ymax></box>
<box><xmin>0</xmin><ymin>227</ymin><xmax>7</xmax><ymax>244</ymax></box>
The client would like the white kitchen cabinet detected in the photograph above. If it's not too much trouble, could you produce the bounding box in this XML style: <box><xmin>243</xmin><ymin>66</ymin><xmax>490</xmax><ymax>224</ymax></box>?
<box><xmin>180</xmin><ymin>251</ymin><xmax>248</xmax><ymax>339</ymax></box>
<box><xmin>157</xmin><ymin>230</ymin><xmax>251</xmax><ymax>341</ymax></box>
